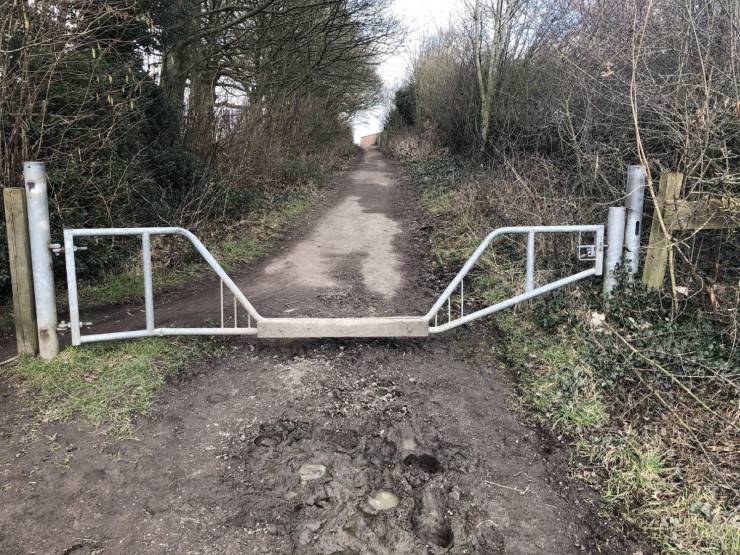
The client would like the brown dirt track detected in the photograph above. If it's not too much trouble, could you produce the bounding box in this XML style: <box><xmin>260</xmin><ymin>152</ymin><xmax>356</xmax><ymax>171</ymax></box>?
<box><xmin>0</xmin><ymin>148</ymin><xmax>645</xmax><ymax>554</ymax></box>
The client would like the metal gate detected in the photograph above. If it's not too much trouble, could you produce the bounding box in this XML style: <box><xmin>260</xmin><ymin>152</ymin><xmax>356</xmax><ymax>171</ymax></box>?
<box><xmin>14</xmin><ymin>160</ymin><xmax>647</xmax><ymax>359</ymax></box>
<box><xmin>62</xmin><ymin>224</ymin><xmax>605</xmax><ymax>345</ymax></box>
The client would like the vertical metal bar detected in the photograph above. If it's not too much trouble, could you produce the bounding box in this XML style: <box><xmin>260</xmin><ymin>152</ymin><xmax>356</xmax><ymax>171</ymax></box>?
<box><xmin>63</xmin><ymin>230</ymin><xmax>81</xmax><ymax>346</ymax></box>
<box><xmin>594</xmin><ymin>226</ymin><xmax>605</xmax><ymax>276</ymax></box>
<box><xmin>624</xmin><ymin>165</ymin><xmax>646</xmax><ymax>277</ymax></box>
<box><xmin>23</xmin><ymin>162</ymin><xmax>58</xmax><ymax>359</ymax></box>
<box><xmin>525</xmin><ymin>231</ymin><xmax>535</xmax><ymax>292</ymax></box>
<box><xmin>460</xmin><ymin>279</ymin><xmax>464</xmax><ymax>317</ymax></box>
<box><xmin>233</xmin><ymin>296</ymin><xmax>237</xmax><ymax>328</ymax></box>
<box><xmin>603</xmin><ymin>207</ymin><xmax>626</xmax><ymax>298</ymax></box>
<box><xmin>447</xmin><ymin>297</ymin><xmax>451</xmax><ymax>323</ymax></box>
<box><xmin>220</xmin><ymin>280</ymin><xmax>224</xmax><ymax>328</ymax></box>
<box><xmin>142</xmin><ymin>232</ymin><xmax>154</xmax><ymax>333</ymax></box>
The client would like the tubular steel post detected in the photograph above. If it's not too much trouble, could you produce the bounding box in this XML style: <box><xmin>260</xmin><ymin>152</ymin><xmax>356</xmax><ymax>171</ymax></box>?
<box><xmin>624</xmin><ymin>165</ymin><xmax>646</xmax><ymax>277</ymax></box>
<box><xmin>525</xmin><ymin>231</ymin><xmax>535</xmax><ymax>292</ymax></box>
<box><xmin>603</xmin><ymin>207</ymin><xmax>626</xmax><ymax>298</ymax></box>
<box><xmin>23</xmin><ymin>162</ymin><xmax>58</xmax><ymax>359</ymax></box>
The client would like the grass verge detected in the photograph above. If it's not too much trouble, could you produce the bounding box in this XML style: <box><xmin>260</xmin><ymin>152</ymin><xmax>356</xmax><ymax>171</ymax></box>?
<box><xmin>3</xmin><ymin>338</ymin><xmax>202</xmax><ymax>438</ymax></box>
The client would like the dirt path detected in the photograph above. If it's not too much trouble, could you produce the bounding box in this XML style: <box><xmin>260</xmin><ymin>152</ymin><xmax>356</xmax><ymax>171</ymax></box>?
<box><xmin>0</xmin><ymin>148</ymin><xmax>642</xmax><ymax>554</ymax></box>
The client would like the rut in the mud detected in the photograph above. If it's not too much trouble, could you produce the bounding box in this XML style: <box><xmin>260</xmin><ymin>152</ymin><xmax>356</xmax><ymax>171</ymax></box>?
<box><xmin>227</xmin><ymin>418</ymin><xmax>477</xmax><ymax>553</ymax></box>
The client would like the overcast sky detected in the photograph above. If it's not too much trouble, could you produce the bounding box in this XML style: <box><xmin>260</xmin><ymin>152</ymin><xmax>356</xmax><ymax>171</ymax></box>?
<box><xmin>351</xmin><ymin>0</ymin><xmax>461</xmax><ymax>143</ymax></box>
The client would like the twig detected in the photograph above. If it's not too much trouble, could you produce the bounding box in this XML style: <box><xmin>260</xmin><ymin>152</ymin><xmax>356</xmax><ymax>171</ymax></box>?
<box><xmin>483</xmin><ymin>480</ymin><xmax>530</xmax><ymax>495</ymax></box>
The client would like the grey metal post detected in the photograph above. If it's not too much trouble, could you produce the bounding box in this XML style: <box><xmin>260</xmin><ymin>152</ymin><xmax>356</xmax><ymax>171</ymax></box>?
<box><xmin>142</xmin><ymin>233</ymin><xmax>154</xmax><ymax>332</ymax></box>
<box><xmin>624</xmin><ymin>165</ymin><xmax>646</xmax><ymax>277</ymax></box>
<box><xmin>525</xmin><ymin>231</ymin><xmax>535</xmax><ymax>292</ymax></box>
<box><xmin>63</xmin><ymin>231</ymin><xmax>81</xmax><ymax>346</ymax></box>
<box><xmin>603</xmin><ymin>207</ymin><xmax>626</xmax><ymax>298</ymax></box>
<box><xmin>23</xmin><ymin>162</ymin><xmax>59</xmax><ymax>359</ymax></box>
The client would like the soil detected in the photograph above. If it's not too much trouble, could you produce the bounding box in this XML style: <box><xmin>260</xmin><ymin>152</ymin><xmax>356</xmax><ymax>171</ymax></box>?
<box><xmin>0</xmin><ymin>148</ymin><xmax>646</xmax><ymax>554</ymax></box>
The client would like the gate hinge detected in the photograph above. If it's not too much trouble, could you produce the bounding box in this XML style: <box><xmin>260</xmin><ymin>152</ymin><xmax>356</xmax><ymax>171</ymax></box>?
<box><xmin>57</xmin><ymin>321</ymin><xmax>93</xmax><ymax>332</ymax></box>
<box><xmin>50</xmin><ymin>243</ymin><xmax>88</xmax><ymax>256</ymax></box>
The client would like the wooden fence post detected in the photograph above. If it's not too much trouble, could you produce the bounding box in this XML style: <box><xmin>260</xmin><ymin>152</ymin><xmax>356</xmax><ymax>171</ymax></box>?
<box><xmin>3</xmin><ymin>187</ymin><xmax>39</xmax><ymax>356</ymax></box>
<box><xmin>642</xmin><ymin>172</ymin><xmax>683</xmax><ymax>289</ymax></box>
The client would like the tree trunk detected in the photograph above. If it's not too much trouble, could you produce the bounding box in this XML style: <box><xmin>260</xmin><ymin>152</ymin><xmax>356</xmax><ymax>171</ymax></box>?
<box><xmin>161</xmin><ymin>44</ymin><xmax>190</xmax><ymax>114</ymax></box>
<box><xmin>189</xmin><ymin>64</ymin><xmax>219</xmax><ymax>159</ymax></box>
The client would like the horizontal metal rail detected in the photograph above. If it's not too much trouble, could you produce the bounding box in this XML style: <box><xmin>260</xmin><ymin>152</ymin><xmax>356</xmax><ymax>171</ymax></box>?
<box><xmin>424</xmin><ymin>225</ymin><xmax>604</xmax><ymax>333</ymax></box>
<box><xmin>64</xmin><ymin>227</ymin><xmax>262</xmax><ymax>346</ymax></box>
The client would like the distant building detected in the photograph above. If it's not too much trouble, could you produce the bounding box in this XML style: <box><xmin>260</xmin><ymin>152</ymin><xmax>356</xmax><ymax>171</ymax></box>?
<box><xmin>359</xmin><ymin>132</ymin><xmax>381</xmax><ymax>147</ymax></box>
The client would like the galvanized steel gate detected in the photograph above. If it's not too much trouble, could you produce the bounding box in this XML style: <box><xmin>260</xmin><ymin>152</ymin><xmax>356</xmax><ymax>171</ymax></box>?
<box><xmin>62</xmin><ymin>224</ymin><xmax>607</xmax><ymax>345</ymax></box>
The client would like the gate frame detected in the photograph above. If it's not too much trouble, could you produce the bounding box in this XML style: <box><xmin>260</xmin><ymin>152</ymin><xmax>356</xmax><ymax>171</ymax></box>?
<box><xmin>63</xmin><ymin>224</ymin><xmax>604</xmax><ymax>344</ymax></box>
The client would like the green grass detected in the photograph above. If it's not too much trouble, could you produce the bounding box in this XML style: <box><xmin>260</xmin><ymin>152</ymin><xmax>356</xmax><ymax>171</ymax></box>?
<box><xmin>4</xmin><ymin>338</ymin><xmax>200</xmax><ymax>438</ymax></box>
<box><xmin>595</xmin><ymin>441</ymin><xmax>740</xmax><ymax>554</ymax></box>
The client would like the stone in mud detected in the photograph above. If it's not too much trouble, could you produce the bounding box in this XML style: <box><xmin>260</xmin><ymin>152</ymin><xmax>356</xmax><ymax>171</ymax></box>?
<box><xmin>367</xmin><ymin>490</ymin><xmax>400</xmax><ymax>511</ymax></box>
<box><xmin>299</xmin><ymin>463</ymin><xmax>327</xmax><ymax>481</ymax></box>
<box><xmin>400</xmin><ymin>438</ymin><xmax>417</xmax><ymax>451</ymax></box>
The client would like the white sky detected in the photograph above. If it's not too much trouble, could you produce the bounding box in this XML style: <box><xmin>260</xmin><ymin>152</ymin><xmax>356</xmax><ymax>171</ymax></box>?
<box><xmin>351</xmin><ymin>0</ymin><xmax>461</xmax><ymax>143</ymax></box>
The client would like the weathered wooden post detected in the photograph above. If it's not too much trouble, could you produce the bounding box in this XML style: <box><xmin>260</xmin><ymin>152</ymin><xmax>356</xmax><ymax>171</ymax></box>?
<box><xmin>642</xmin><ymin>172</ymin><xmax>683</xmax><ymax>289</ymax></box>
<box><xmin>3</xmin><ymin>187</ymin><xmax>39</xmax><ymax>356</ymax></box>
<box><xmin>23</xmin><ymin>162</ymin><xmax>59</xmax><ymax>359</ymax></box>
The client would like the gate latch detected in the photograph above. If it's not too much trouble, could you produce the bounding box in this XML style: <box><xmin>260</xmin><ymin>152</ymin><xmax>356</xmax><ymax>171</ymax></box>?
<box><xmin>577</xmin><ymin>233</ymin><xmax>597</xmax><ymax>261</ymax></box>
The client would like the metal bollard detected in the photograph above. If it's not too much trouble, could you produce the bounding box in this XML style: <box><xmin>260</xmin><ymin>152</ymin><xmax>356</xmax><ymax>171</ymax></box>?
<box><xmin>624</xmin><ymin>165</ymin><xmax>646</xmax><ymax>277</ymax></box>
<box><xmin>603</xmin><ymin>207</ymin><xmax>626</xmax><ymax>298</ymax></box>
<box><xmin>23</xmin><ymin>162</ymin><xmax>59</xmax><ymax>359</ymax></box>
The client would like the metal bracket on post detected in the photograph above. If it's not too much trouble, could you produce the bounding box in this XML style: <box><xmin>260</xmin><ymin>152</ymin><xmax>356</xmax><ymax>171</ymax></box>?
<box><xmin>624</xmin><ymin>165</ymin><xmax>646</xmax><ymax>278</ymax></box>
<box><xmin>24</xmin><ymin>162</ymin><xmax>59</xmax><ymax>360</ymax></box>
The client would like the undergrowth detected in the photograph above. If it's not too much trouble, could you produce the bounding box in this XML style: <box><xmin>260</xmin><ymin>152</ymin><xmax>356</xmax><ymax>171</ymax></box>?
<box><xmin>396</xmin><ymin>148</ymin><xmax>739</xmax><ymax>554</ymax></box>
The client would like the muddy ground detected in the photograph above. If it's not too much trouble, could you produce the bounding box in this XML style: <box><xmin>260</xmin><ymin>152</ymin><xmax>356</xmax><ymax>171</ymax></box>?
<box><xmin>0</xmin><ymin>149</ymin><xmax>645</xmax><ymax>554</ymax></box>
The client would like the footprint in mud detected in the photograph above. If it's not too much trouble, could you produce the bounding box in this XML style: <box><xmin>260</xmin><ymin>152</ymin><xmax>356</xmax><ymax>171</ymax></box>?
<box><xmin>414</xmin><ymin>487</ymin><xmax>455</xmax><ymax>548</ymax></box>
<box><xmin>224</xmin><ymin>419</ymin><xmax>494</xmax><ymax>553</ymax></box>
<box><xmin>403</xmin><ymin>453</ymin><xmax>443</xmax><ymax>474</ymax></box>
